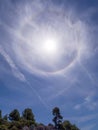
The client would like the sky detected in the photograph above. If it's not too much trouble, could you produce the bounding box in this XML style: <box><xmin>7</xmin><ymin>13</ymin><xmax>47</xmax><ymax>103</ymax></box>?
<box><xmin>0</xmin><ymin>0</ymin><xmax>98</xmax><ymax>129</ymax></box>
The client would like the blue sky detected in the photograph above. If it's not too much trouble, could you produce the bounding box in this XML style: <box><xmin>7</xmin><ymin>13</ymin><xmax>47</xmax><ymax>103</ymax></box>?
<box><xmin>0</xmin><ymin>0</ymin><xmax>98</xmax><ymax>129</ymax></box>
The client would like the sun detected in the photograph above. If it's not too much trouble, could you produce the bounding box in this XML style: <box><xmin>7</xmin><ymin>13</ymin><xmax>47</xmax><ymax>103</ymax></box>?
<box><xmin>42</xmin><ymin>37</ymin><xmax>58</xmax><ymax>55</ymax></box>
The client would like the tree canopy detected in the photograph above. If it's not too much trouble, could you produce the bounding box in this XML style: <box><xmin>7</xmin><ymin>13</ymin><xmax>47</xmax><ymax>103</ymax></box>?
<box><xmin>63</xmin><ymin>120</ymin><xmax>80</xmax><ymax>130</ymax></box>
<box><xmin>9</xmin><ymin>109</ymin><xmax>20</xmax><ymax>121</ymax></box>
<box><xmin>0</xmin><ymin>110</ymin><xmax>2</xmax><ymax>119</ymax></box>
<box><xmin>52</xmin><ymin>107</ymin><xmax>63</xmax><ymax>129</ymax></box>
<box><xmin>22</xmin><ymin>108</ymin><xmax>35</xmax><ymax>121</ymax></box>
<box><xmin>0</xmin><ymin>107</ymin><xmax>80</xmax><ymax>130</ymax></box>
<box><xmin>52</xmin><ymin>107</ymin><xmax>80</xmax><ymax>130</ymax></box>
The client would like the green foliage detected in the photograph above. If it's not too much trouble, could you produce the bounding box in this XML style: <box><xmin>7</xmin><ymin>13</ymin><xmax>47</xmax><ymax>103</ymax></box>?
<box><xmin>9</xmin><ymin>109</ymin><xmax>20</xmax><ymax>121</ymax></box>
<box><xmin>0</xmin><ymin>118</ymin><xmax>10</xmax><ymax>129</ymax></box>
<box><xmin>10</xmin><ymin>126</ymin><xmax>18</xmax><ymax>130</ymax></box>
<box><xmin>0</xmin><ymin>108</ymin><xmax>36</xmax><ymax>130</ymax></box>
<box><xmin>0</xmin><ymin>125</ymin><xmax>8</xmax><ymax>130</ymax></box>
<box><xmin>0</xmin><ymin>107</ymin><xmax>80</xmax><ymax>130</ymax></box>
<box><xmin>0</xmin><ymin>110</ymin><xmax>2</xmax><ymax>119</ymax></box>
<box><xmin>63</xmin><ymin>120</ymin><xmax>71</xmax><ymax>128</ymax></box>
<box><xmin>71</xmin><ymin>124</ymin><xmax>80</xmax><ymax>130</ymax></box>
<box><xmin>0</xmin><ymin>118</ymin><xmax>9</xmax><ymax>126</ymax></box>
<box><xmin>9</xmin><ymin>121</ymin><xmax>22</xmax><ymax>129</ymax></box>
<box><xmin>22</xmin><ymin>108</ymin><xmax>35</xmax><ymax>121</ymax></box>
<box><xmin>3</xmin><ymin>115</ymin><xmax>8</xmax><ymax>121</ymax></box>
<box><xmin>63</xmin><ymin>120</ymin><xmax>80</xmax><ymax>130</ymax></box>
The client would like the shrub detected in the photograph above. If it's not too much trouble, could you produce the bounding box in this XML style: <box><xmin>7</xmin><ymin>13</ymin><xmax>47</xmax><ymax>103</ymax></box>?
<box><xmin>10</xmin><ymin>126</ymin><xmax>18</xmax><ymax>130</ymax></box>
<box><xmin>0</xmin><ymin>125</ymin><xmax>8</xmax><ymax>130</ymax></box>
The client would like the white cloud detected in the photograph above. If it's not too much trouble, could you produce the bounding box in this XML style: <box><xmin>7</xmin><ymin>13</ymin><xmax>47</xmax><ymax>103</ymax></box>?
<box><xmin>0</xmin><ymin>0</ymin><xmax>98</xmax><ymax>121</ymax></box>
<box><xmin>0</xmin><ymin>45</ymin><xmax>48</xmax><ymax>108</ymax></box>
<box><xmin>67</xmin><ymin>113</ymin><xmax>98</xmax><ymax>123</ymax></box>
<box><xmin>74</xmin><ymin>93</ymin><xmax>97</xmax><ymax>111</ymax></box>
<box><xmin>7</xmin><ymin>0</ymin><xmax>90</xmax><ymax>77</ymax></box>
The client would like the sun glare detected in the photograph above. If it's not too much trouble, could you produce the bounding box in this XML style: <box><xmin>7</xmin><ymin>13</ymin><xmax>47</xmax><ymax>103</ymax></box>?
<box><xmin>42</xmin><ymin>37</ymin><xmax>58</xmax><ymax>55</ymax></box>
<box><xmin>14</xmin><ymin>4</ymin><xmax>88</xmax><ymax>75</ymax></box>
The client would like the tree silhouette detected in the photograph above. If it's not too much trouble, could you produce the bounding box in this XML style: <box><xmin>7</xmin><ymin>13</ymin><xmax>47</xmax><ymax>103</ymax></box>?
<box><xmin>0</xmin><ymin>110</ymin><xmax>2</xmax><ymax>119</ymax></box>
<box><xmin>0</xmin><ymin>107</ymin><xmax>80</xmax><ymax>130</ymax></box>
<box><xmin>52</xmin><ymin>107</ymin><xmax>63</xmax><ymax>129</ymax></box>
<box><xmin>22</xmin><ymin>108</ymin><xmax>35</xmax><ymax>121</ymax></box>
<box><xmin>3</xmin><ymin>114</ymin><xmax>8</xmax><ymax>121</ymax></box>
<box><xmin>63</xmin><ymin>120</ymin><xmax>80</xmax><ymax>130</ymax></box>
<box><xmin>9</xmin><ymin>109</ymin><xmax>20</xmax><ymax>121</ymax></box>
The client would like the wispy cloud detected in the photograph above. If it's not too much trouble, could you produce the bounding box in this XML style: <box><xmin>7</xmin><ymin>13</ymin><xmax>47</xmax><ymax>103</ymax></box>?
<box><xmin>4</xmin><ymin>0</ymin><xmax>90</xmax><ymax>77</ymax></box>
<box><xmin>69</xmin><ymin>113</ymin><xmax>98</xmax><ymax>123</ymax></box>
<box><xmin>74</xmin><ymin>93</ymin><xmax>97</xmax><ymax>111</ymax></box>
<box><xmin>78</xmin><ymin>61</ymin><xmax>95</xmax><ymax>85</ymax></box>
<box><xmin>0</xmin><ymin>45</ymin><xmax>48</xmax><ymax>109</ymax></box>
<box><xmin>0</xmin><ymin>0</ymin><xmax>98</xmax><ymax>128</ymax></box>
<box><xmin>0</xmin><ymin>45</ymin><xmax>25</xmax><ymax>81</ymax></box>
<box><xmin>65</xmin><ymin>113</ymin><xmax>97</xmax><ymax>130</ymax></box>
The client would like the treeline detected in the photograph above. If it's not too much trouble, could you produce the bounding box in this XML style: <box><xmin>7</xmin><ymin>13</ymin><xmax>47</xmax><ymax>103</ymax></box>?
<box><xmin>0</xmin><ymin>108</ymin><xmax>36</xmax><ymax>130</ymax></box>
<box><xmin>0</xmin><ymin>107</ymin><xmax>80</xmax><ymax>130</ymax></box>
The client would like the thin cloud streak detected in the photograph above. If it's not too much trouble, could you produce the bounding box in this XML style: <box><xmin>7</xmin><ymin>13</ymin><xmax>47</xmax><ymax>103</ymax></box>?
<box><xmin>78</xmin><ymin>61</ymin><xmax>95</xmax><ymax>85</ymax></box>
<box><xmin>26</xmin><ymin>81</ymin><xmax>49</xmax><ymax>109</ymax></box>
<box><xmin>0</xmin><ymin>45</ymin><xmax>47</xmax><ymax>109</ymax></box>
<box><xmin>74</xmin><ymin>94</ymin><xmax>98</xmax><ymax>111</ymax></box>
<box><xmin>7</xmin><ymin>0</ymin><xmax>90</xmax><ymax>77</ymax></box>
<box><xmin>0</xmin><ymin>45</ymin><xmax>25</xmax><ymax>81</ymax></box>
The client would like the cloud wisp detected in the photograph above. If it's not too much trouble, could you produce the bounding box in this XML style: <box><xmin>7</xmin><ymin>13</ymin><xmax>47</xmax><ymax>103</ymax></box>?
<box><xmin>0</xmin><ymin>0</ymin><xmax>98</xmax><ymax>129</ymax></box>
<box><xmin>0</xmin><ymin>0</ymin><xmax>91</xmax><ymax>77</ymax></box>
<box><xmin>0</xmin><ymin>44</ymin><xmax>48</xmax><ymax>108</ymax></box>
<box><xmin>0</xmin><ymin>45</ymin><xmax>25</xmax><ymax>81</ymax></box>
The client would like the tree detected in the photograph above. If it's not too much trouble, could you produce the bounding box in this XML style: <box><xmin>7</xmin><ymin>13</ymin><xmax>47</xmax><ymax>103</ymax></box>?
<box><xmin>0</xmin><ymin>125</ymin><xmax>8</xmax><ymax>130</ymax></box>
<box><xmin>63</xmin><ymin>121</ymin><xmax>80</xmax><ymax>130</ymax></box>
<box><xmin>10</xmin><ymin>126</ymin><xmax>18</xmax><ymax>130</ymax></box>
<box><xmin>9</xmin><ymin>109</ymin><xmax>20</xmax><ymax>121</ymax></box>
<box><xmin>52</xmin><ymin>107</ymin><xmax>63</xmax><ymax>129</ymax></box>
<box><xmin>3</xmin><ymin>115</ymin><xmax>8</xmax><ymax>121</ymax></box>
<box><xmin>0</xmin><ymin>110</ymin><xmax>2</xmax><ymax>119</ymax></box>
<box><xmin>22</xmin><ymin>108</ymin><xmax>35</xmax><ymax>121</ymax></box>
<box><xmin>63</xmin><ymin>120</ymin><xmax>71</xmax><ymax>130</ymax></box>
<box><xmin>52</xmin><ymin>107</ymin><xmax>60</xmax><ymax>116</ymax></box>
<box><xmin>71</xmin><ymin>124</ymin><xmax>80</xmax><ymax>130</ymax></box>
